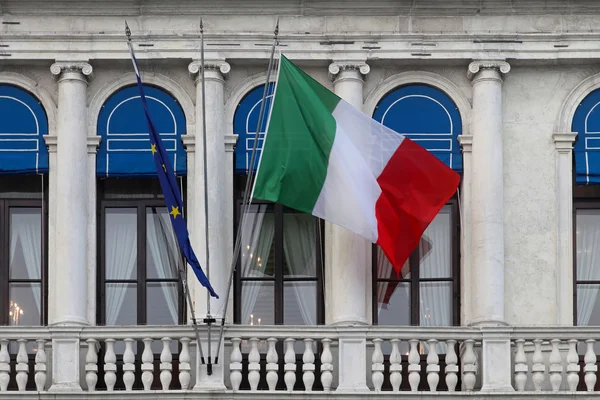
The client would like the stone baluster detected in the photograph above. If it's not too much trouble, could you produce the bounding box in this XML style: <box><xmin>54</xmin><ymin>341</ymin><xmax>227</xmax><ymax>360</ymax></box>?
<box><xmin>284</xmin><ymin>338</ymin><xmax>297</xmax><ymax>392</ymax></box>
<box><xmin>514</xmin><ymin>339</ymin><xmax>527</xmax><ymax>391</ymax></box>
<box><xmin>321</xmin><ymin>339</ymin><xmax>333</xmax><ymax>392</ymax></box>
<box><xmin>179</xmin><ymin>337</ymin><xmax>192</xmax><ymax>390</ymax></box>
<box><xmin>303</xmin><ymin>339</ymin><xmax>315</xmax><ymax>392</ymax></box>
<box><xmin>532</xmin><ymin>339</ymin><xmax>545</xmax><ymax>391</ymax></box>
<box><xmin>248</xmin><ymin>338</ymin><xmax>260</xmax><ymax>391</ymax></box>
<box><xmin>389</xmin><ymin>339</ymin><xmax>402</xmax><ymax>392</ymax></box>
<box><xmin>265</xmin><ymin>338</ymin><xmax>278</xmax><ymax>391</ymax></box>
<box><xmin>584</xmin><ymin>339</ymin><xmax>597</xmax><ymax>391</ymax></box>
<box><xmin>0</xmin><ymin>339</ymin><xmax>8</xmax><ymax>391</ymax></box>
<box><xmin>104</xmin><ymin>339</ymin><xmax>117</xmax><ymax>391</ymax></box>
<box><xmin>141</xmin><ymin>338</ymin><xmax>153</xmax><ymax>391</ymax></box>
<box><xmin>445</xmin><ymin>340</ymin><xmax>458</xmax><ymax>392</ymax></box>
<box><xmin>35</xmin><ymin>339</ymin><xmax>47</xmax><ymax>392</ymax></box>
<box><xmin>462</xmin><ymin>339</ymin><xmax>477</xmax><ymax>391</ymax></box>
<box><xmin>371</xmin><ymin>338</ymin><xmax>384</xmax><ymax>392</ymax></box>
<box><xmin>408</xmin><ymin>339</ymin><xmax>421</xmax><ymax>391</ymax></box>
<box><xmin>230</xmin><ymin>338</ymin><xmax>243</xmax><ymax>391</ymax></box>
<box><xmin>16</xmin><ymin>339</ymin><xmax>28</xmax><ymax>391</ymax></box>
<box><xmin>123</xmin><ymin>338</ymin><xmax>135</xmax><ymax>391</ymax></box>
<box><xmin>549</xmin><ymin>339</ymin><xmax>563</xmax><ymax>392</ymax></box>
<box><xmin>84</xmin><ymin>339</ymin><xmax>98</xmax><ymax>392</ymax></box>
<box><xmin>160</xmin><ymin>337</ymin><xmax>173</xmax><ymax>390</ymax></box>
<box><xmin>567</xmin><ymin>339</ymin><xmax>580</xmax><ymax>391</ymax></box>
<box><xmin>426</xmin><ymin>339</ymin><xmax>440</xmax><ymax>391</ymax></box>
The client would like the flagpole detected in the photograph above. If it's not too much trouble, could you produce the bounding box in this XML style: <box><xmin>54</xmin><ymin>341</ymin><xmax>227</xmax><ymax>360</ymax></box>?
<box><xmin>213</xmin><ymin>18</ymin><xmax>280</xmax><ymax>364</ymax></box>
<box><xmin>198</xmin><ymin>17</ymin><xmax>216</xmax><ymax>376</ymax></box>
<box><xmin>124</xmin><ymin>21</ymin><xmax>207</xmax><ymax>368</ymax></box>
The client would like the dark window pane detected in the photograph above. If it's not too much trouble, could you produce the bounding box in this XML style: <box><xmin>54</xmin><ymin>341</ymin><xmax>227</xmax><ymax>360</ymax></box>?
<box><xmin>147</xmin><ymin>282</ymin><xmax>178</xmax><ymax>325</ymax></box>
<box><xmin>377</xmin><ymin>282</ymin><xmax>410</xmax><ymax>325</ymax></box>
<box><xmin>284</xmin><ymin>281</ymin><xmax>316</xmax><ymax>325</ymax></box>
<box><xmin>9</xmin><ymin>283</ymin><xmax>41</xmax><ymax>326</ymax></box>
<box><xmin>241</xmin><ymin>205</ymin><xmax>274</xmax><ymax>278</ymax></box>
<box><xmin>9</xmin><ymin>207</ymin><xmax>42</xmax><ymax>280</ymax></box>
<box><xmin>283</xmin><ymin>213</ymin><xmax>317</xmax><ymax>277</ymax></box>
<box><xmin>419</xmin><ymin>205</ymin><xmax>452</xmax><ymax>279</ymax></box>
<box><xmin>241</xmin><ymin>281</ymin><xmax>274</xmax><ymax>325</ymax></box>
<box><xmin>106</xmin><ymin>283</ymin><xmax>136</xmax><ymax>325</ymax></box>
<box><xmin>105</xmin><ymin>208</ymin><xmax>137</xmax><ymax>280</ymax></box>
<box><xmin>146</xmin><ymin>207</ymin><xmax>178</xmax><ymax>279</ymax></box>
<box><xmin>419</xmin><ymin>281</ymin><xmax>452</xmax><ymax>326</ymax></box>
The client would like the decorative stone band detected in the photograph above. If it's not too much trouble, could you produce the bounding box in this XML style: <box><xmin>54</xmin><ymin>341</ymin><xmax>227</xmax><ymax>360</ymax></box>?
<box><xmin>50</xmin><ymin>62</ymin><xmax>93</xmax><ymax>80</ymax></box>
<box><xmin>328</xmin><ymin>61</ymin><xmax>370</xmax><ymax>81</ymax></box>
<box><xmin>467</xmin><ymin>60</ymin><xmax>510</xmax><ymax>80</ymax></box>
<box><xmin>188</xmin><ymin>60</ymin><xmax>231</xmax><ymax>83</ymax></box>
<box><xmin>553</xmin><ymin>132</ymin><xmax>577</xmax><ymax>153</ymax></box>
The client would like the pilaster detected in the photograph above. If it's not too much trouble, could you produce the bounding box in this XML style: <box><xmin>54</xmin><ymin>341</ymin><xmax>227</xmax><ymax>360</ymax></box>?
<box><xmin>554</xmin><ymin>132</ymin><xmax>578</xmax><ymax>325</ymax></box>
<box><xmin>457</xmin><ymin>134</ymin><xmax>473</xmax><ymax>326</ymax></box>
<box><xmin>42</xmin><ymin>134</ymin><xmax>58</xmax><ymax>326</ymax></box>
<box><xmin>86</xmin><ymin>136</ymin><xmax>101</xmax><ymax>326</ymax></box>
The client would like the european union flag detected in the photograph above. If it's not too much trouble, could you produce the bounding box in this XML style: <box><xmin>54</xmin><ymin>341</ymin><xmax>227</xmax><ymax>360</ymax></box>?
<box><xmin>127</xmin><ymin>36</ymin><xmax>218</xmax><ymax>299</ymax></box>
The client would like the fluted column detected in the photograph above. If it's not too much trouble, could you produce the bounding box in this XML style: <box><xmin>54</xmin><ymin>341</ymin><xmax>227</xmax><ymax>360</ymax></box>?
<box><xmin>187</xmin><ymin>59</ymin><xmax>230</xmax><ymax>391</ymax></box>
<box><xmin>554</xmin><ymin>132</ymin><xmax>577</xmax><ymax>325</ymax></box>
<box><xmin>468</xmin><ymin>60</ymin><xmax>513</xmax><ymax>392</ymax></box>
<box><xmin>467</xmin><ymin>60</ymin><xmax>510</xmax><ymax>326</ymax></box>
<box><xmin>48</xmin><ymin>61</ymin><xmax>92</xmax><ymax>392</ymax></box>
<box><xmin>328</xmin><ymin>60</ymin><xmax>370</xmax><ymax>394</ymax></box>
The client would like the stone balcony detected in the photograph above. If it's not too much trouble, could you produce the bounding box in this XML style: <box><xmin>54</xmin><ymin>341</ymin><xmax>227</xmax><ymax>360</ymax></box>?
<box><xmin>1</xmin><ymin>325</ymin><xmax>600</xmax><ymax>398</ymax></box>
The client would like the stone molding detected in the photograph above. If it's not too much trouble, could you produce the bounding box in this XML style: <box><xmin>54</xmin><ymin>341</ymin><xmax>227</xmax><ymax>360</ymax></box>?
<box><xmin>553</xmin><ymin>132</ymin><xmax>578</xmax><ymax>153</ymax></box>
<box><xmin>88</xmin><ymin>72</ymin><xmax>195</xmax><ymax>138</ymax></box>
<box><xmin>556</xmin><ymin>72</ymin><xmax>600</xmax><ymax>133</ymax></box>
<box><xmin>328</xmin><ymin>61</ymin><xmax>370</xmax><ymax>81</ymax></box>
<box><xmin>224</xmin><ymin>134</ymin><xmax>238</xmax><ymax>153</ymax></box>
<box><xmin>86</xmin><ymin>136</ymin><xmax>101</xmax><ymax>154</ymax></box>
<box><xmin>43</xmin><ymin>135</ymin><xmax>58</xmax><ymax>153</ymax></box>
<box><xmin>50</xmin><ymin>62</ymin><xmax>93</xmax><ymax>80</ymax></box>
<box><xmin>181</xmin><ymin>134</ymin><xmax>195</xmax><ymax>153</ymax></box>
<box><xmin>467</xmin><ymin>60</ymin><xmax>511</xmax><ymax>80</ymax></box>
<box><xmin>457</xmin><ymin>134</ymin><xmax>473</xmax><ymax>152</ymax></box>
<box><xmin>188</xmin><ymin>60</ymin><xmax>231</xmax><ymax>77</ymax></box>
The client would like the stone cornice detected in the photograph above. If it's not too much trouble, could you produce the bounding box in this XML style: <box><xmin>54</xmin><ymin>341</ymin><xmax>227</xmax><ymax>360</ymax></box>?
<box><xmin>225</xmin><ymin>134</ymin><xmax>238</xmax><ymax>153</ymax></box>
<box><xmin>328</xmin><ymin>61</ymin><xmax>370</xmax><ymax>81</ymax></box>
<box><xmin>553</xmin><ymin>132</ymin><xmax>578</xmax><ymax>153</ymax></box>
<box><xmin>457</xmin><ymin>135</ymin><xmax>473</xmax><ymax>153</ymax></box>
<box><xmin>87</xmin><ymin>136</ymin><xmax>101</xmax><ymax>154</ymax></box>
<box><xmin>50</xmin><ymin>61</ymin><xmax>93</xmax><ymax>80</ymax></box>
<box><xmin>181</xmin><ymin>134</ymin><xmax>195</xmax><ymax>153</ymax></box>
<box><xmin>467</xmin><ymin>60</ymin><xmax>510</xmax><ymax>80</ymax></box>
<box><xmin>43</xmin><ymin>135</ymin><xmax>58</xmax><ymax>153</ymax></box>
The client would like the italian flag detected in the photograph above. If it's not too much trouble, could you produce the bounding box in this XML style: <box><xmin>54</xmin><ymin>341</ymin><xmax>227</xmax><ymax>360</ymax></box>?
<box><xmin>252</xmin><ymin>55</ymin><xmax>460</xmax><ymax>273</ymax></box>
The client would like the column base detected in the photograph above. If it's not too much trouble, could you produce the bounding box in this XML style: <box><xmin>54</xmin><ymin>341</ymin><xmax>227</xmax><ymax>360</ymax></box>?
<box><xmin>469</xmin><ymin>317</ymin><xmax>507</xmax><ymax>327</ymax></box>
<box><xmin>48</xmin><ymin>383</ymin><xmax>83</xmax><ymax>392</ymax></box>
<box><xmin>50</xmin><ymin>316</ymin><xmax>89</xmax><ymax>326</ymax></box>
<box><xmin>330</xmin><ymin>317</ymin><xmax>369</xmax><ymax>326</ymax></box>
<box><xmin>481</xmin><ymin>384</ymin><xmax>515</xmax><ymax>392</ymax></box>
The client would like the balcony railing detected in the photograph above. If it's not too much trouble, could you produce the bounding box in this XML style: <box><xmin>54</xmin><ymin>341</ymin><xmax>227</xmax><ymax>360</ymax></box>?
<box><xmin>2</xmin><ymin>325</ymin><xmax>600</xmax><ymax>396</ymax></box>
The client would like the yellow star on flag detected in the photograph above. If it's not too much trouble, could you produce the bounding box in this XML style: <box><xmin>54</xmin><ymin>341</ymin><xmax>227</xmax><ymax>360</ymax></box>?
<box><xmin>151</xmin><ymin>143</ymin><xmax>157</xmax><ymax>155</ymax></box>
<box><xmin>169</xmin><ymin>205</ymin><xmax>181</xmax><ymax>219</ymax></box>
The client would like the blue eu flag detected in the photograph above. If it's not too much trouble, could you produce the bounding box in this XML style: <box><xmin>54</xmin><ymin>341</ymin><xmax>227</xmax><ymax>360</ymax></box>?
<box><xmin>127</xmin><ymin>39</ymin><xmax>218</xmax><ymax>299</ymax></box>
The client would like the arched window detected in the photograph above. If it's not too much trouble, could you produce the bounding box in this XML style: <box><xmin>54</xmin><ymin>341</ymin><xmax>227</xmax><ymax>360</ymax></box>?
<box><xmin>372</xmin><ymin>84</ymin><xmax>461</xmax><ymax>327</ymax></box>
<box><xmin>96</xmin><ymin>85</ymin><xmax>186</xmax><ymax>329</ymax></box>
<box><xmin>573</xmin><ymin>88</ymin><xmax>600</xmax><ymax>325</ymax></box>
<box><xmin>233</xmin><ymin>83</ymin><xmax>324</xmax><ymax>325</ymax></box>
<box><xmin>0</xmin><ymin>84</ymin><xmax>48</xmax><ymax>327</ymax></box>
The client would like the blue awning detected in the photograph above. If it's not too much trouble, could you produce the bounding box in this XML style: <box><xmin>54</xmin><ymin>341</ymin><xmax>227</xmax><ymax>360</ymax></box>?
<box><xmin>0</xmin><ymin>85</ymin><xmax>49</xmax><ymax>175</ymax></box>
<box><xmin>97</xmin><ymin>85</ymin><xmax>187</xmax><ymax>177</ymax></box>
<box><xmin>573</xmin><ymin>88</ymin><xmax>600</xmax><ymax>185</ymax></box>
<box><xmin>372</xmin><ymin>84</ymin><xmax>463</xmax><ymax>173</ymax></box>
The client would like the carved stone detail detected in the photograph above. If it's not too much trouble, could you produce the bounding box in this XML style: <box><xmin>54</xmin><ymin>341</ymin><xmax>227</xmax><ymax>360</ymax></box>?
<box><xmin>50</xmin><ymin>62</ymin><xmax>93</xmax><ymax>79</ymax></box>
<box><xmin>328</xmin><ymin>61</ymin><xmax>370</xmax><ymax>80</ymax></box>
<box><xmin>188</xmin><ymin>60</ymin><xmax>231</xmax><ymax>77</ymax></box>
<box><xmin>467</xmin><ymin>60</ymin><xmax>511</xmax><ymax>80</ymax></box>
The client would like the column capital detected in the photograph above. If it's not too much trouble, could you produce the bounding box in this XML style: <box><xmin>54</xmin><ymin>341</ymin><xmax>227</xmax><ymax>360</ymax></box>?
<box><xmin>457</xmin><ymin>134</ymin><xmax>473</xmax><ymax>153</ymax></box>
<box><xmin>225</xmin><ymin>134</ymin><xmax>238</xmax><ymax>153</ymax></box>
<box><xmin>87</xmin><ymin>136</ymin><xmax>101</xmax><ymax>154</ymax></box>
<box><xmin>50</xmin><ymin>61</ymin><xmax>93</xmax><ymax>81</ymax></box>
<box><xmin>181</xmin><ymin>134</ymin><xmax>195</xmax><ymax>153</ymax></box>
<box><xmin>553</xmin><ymin>132</ymin><xmax>577</xmax><ymax>153</ymax></box>
<box><xmin>188</xmin><ymin>60</ymin><xmax>230</xmax><ymax>84</ymax></box>
<box><xmin>467</xmin><ymin>60</ymin><xmax>510</xmax><ymax>80</ymax></box>
<box><xmin>328</xmin><ymin>60</ymin><xmax>370</xmax><ymax>81</ymax></box>
<box><xmin>43</xmin><ymin>134</ymin><xmax>58</xmax><ymax>153</ymax></box>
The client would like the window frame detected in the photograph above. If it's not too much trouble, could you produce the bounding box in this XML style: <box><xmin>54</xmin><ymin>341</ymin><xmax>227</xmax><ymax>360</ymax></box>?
<box><xmin>97</xmin><ymin>192</ymin><xmax>186</xmax><ymax>326</ymax></box>
<box><xmin>233</xmin><ymin>198</ymin><xmax>325</xmax><ymax>325</ymax></box>
<box><xmin>0</xmin><ymin>193</ymin><xmax>48</xmax><ymax>326</ymax></box>
<box><xmin>371</xmin><ymin>198</ymin><xmax>461</xmax><ymax>326</ymax></box>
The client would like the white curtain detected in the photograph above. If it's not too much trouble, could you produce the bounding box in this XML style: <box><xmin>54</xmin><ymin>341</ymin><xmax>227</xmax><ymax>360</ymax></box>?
<box><xmin>105</xmin><ymin>211</ymin><xmax>137</xmax><ymax>325</ymax></box>
<box><xmin>9</xmin><ymin>210</ymin><xmax>42</xmax><ymax>315</ymax></box>
<box><xmin>283</xmin><ymin>214</ymin><xmax>317</xmax><ymax>325</ymax></box>
<box><xmin>146</xmin><ymin>209</ymin><xmax>178</xmax><ymax>324</ymax></box>
<box><xmin>576</xmin><ymin>210</ymin><xmax>600</xmax><ymax>325</ymax></box>
<box><xmin>241</xmin><ymin>205</ymin><xmax>274</xmax><ymax>324</ymax></box>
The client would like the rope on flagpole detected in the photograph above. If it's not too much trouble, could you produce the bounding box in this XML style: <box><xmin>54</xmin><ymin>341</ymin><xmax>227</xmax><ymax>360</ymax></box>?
<box><xmin>124</xmin><ymin>20</ymin><xmax>207</xmax><ymax>367</ymax></box>
<box><xmin>213</xmin><ymin>18</ymin><xmax>280</xmax><ymax>365</ymax></box>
